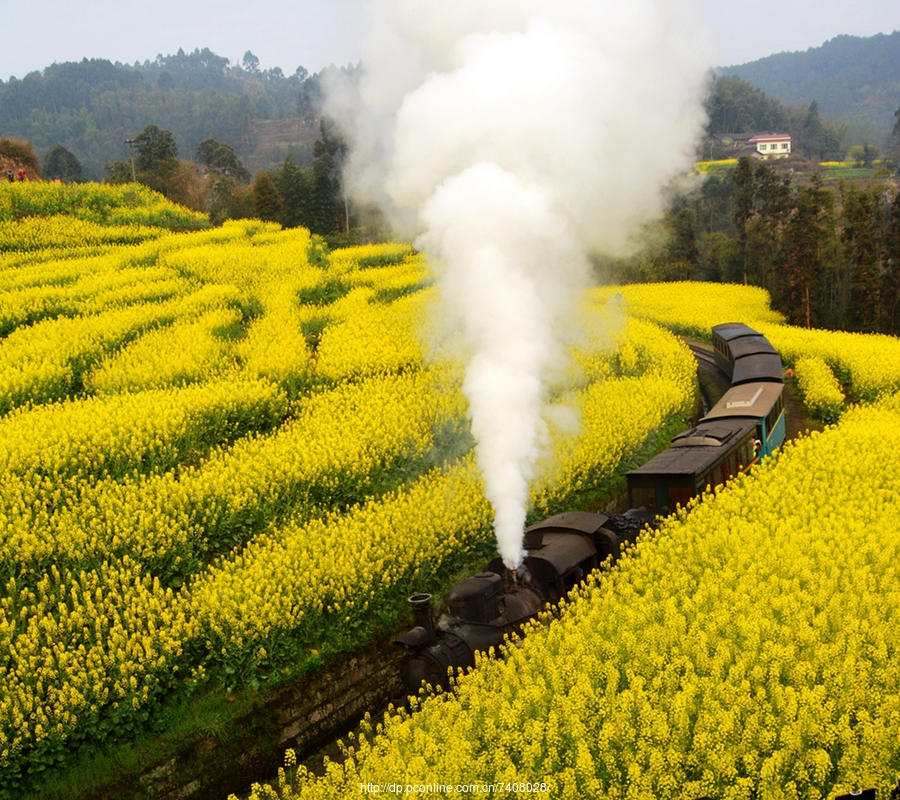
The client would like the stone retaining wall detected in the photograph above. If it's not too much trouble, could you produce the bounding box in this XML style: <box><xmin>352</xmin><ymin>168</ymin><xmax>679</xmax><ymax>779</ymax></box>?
<box><xmin>101</xmin><ymin>644</ymin><xmax>404</xmax><ymax>800</ymax></box>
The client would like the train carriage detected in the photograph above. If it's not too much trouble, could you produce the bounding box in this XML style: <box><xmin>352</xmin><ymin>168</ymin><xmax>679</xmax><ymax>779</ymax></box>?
<box><xmin>626</xmin><ymin>418</ymin><xmax>758</xmax><ymax>511</ymax></box>
<box><xmin>702</xmin><ymin>380</ymin><xmax>786</xmax><ymax>459</ymax></box>
<box><xmin>712</xmin><ymin>322</ymin><xmax>756</xmax><ymax>378</ymax></box>
<box><xmin>713</xmin><ymin>322</ymin><xmax>783</xmax><ymax>384</ymax></box>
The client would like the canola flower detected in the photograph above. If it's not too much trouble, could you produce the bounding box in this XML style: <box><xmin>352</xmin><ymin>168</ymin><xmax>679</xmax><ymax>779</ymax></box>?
<box><xmin>0</xmin><ymin>378</ymin><xmax>286</xmax><ymax>480</ymax></box>
<box><xmin>0</xmin><ymin>369</ymin><xmax>466</xmax><ymax>576</ymax></box>
<box><xmin>0</xmin><ymin>191</ymin><xmax>754</xmax><ymax>795</ymax></box>
<box><xmin>188</xmin><ymin>321</ymin><xmax>697</xmax><ymax>678</ymax></box>
<box><xmin>0</xmin><ymin>557</ymin><xmax>195</xmax><ymax>794</ymax></box>
<box><xmin>0</xmin><ymin>284</ymin><xmax>243</xmax><ymax>414</ymax></box>
<box><xmin>591</xmin><ymin>281</ymin><xmax>784</xmax><ymax>337</ymax></box>
<box><xmin>257</xmin><ymin>397</ymin><xmax>900</xmax><ymax>800</ymax></box>
<box><xmin>0</xmin><ymin>216</ymin><xmax>165</xmax><ymax>253</ymax></box>
<box><xmin>0</xmin><ymin>204</ymin><xmax>489</xmax><ymax>791</ymax></box>
<box><xmin>327</xmin><ymin>242</ymin><xmax>415</xmax><ymax>273</ymax></box>
<box><xmin>0</xmin><ymin>234</ymin><xmax>176</xmax><ymax>288</ymax></box>
<box><xmin>793</xmin><ymin>356</ymin><xmax>845</xmax><ymax>423</ymax></box>
<box><xmin>693</xmin><ymin>158</ymin><xmax>740</xmax><ymax>173</ymax></box>
<box><xmin>161</xmin><ymin>225</ymin><xmax>326</xmax><ymax>391</ymax></box>
<box><xmin>314</xmin><ymin>287</ymin><xmax>427</xmax><ymax>381</ymax></box>
<box><xmin>598</xmin><ymin>281</ymin><xmax>900</xmax><ymax>402</ymax></box>
<box><xmin>85</xmin><ymin>306</ymin><xmax>245</xmax><ymax>392</ymax></box>
<box><xmin>0</xmin><ymin>261</ymin><xmax>188</xmax><ymax>335</ymax></box>
<box><xmin>0</xmin><ymin>181</ymin><xmax>207</xmax><ymax>230</ymax></box>
<box><xmin>759</xmin><ymin>324</ymin><xmax>900</xmax><ymax>402</ymax></box>
<box><xmin>190</xmin><ymin>457</ymin><xmax>492</xmax><ymax>665</ymax></box>
<box><xmin>0</xmin><ymin>236</ymin><xmax>697</xmax><ymax>795</ymax></box>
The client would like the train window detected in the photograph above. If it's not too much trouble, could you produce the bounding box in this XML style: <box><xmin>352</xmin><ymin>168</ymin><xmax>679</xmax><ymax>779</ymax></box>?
<box><xmin>668</xmin><ymin>487</ymin><xmax>694</xmax><ymax>509</ymax></box>
<box><xmin>631</xmin><ymin>487</ymin><xmax>656</xmax><ymax>509</ymax></box>
<box><xmin>766</xmin><ymin>393</ymin><xmax>785</xmax><ymax>433</ymax></box>
<box><xmin>727</xmin><ymin>453</ymin><xmax>737</xmax><ymax>477</ymax></box>
<box><xmin>740</xmin><ymin>437</ymin><xmax>755</xmax><ymax>467</ymax></box>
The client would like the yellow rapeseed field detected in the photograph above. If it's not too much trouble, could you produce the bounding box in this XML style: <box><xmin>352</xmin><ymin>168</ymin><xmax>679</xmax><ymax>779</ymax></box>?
<box><xmin>0</xmin><ymin>184</ymin><xmax>700</xmax><ymax>796</ymax></box>
<box><xmin>6</xmin><ymin>183</ymin><xmax>898</xmax><ymax>798</ymax></box>
<box><xmin>259</xmin><ymin>395</ymin><xmax>900</xmax><ymax>800</ymax></box>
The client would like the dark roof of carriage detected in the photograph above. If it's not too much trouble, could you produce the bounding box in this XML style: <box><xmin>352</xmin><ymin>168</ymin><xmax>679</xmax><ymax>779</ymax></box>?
<box><xmin>712</xmin><ymin>322</ymin><xmax>760</xmax><ymax>342</ymax></box>
<box><xmin>627</xmin><ymin>419</ymin><xmax>757</xmax><ymax>477</ymax></box>
<box><xmin>729</xmin><ymin>335</ymin><xmax>778</xmax><ymax>358</ymax></box>
<box><xmin>732</xmin><ymin>354</ymin><xmax>784</xmax><ymax>385</ymax></box>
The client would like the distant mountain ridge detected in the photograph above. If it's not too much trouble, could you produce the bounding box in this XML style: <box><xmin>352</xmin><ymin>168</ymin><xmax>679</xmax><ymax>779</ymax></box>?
<box><xmin>0</xmin><ymin>48</ymin><xmax>353</xmax><ymax>180</ymax></box>
<box><xmin>719</xmin><ymin>31</ymin><xmax>900</xmax><ymax>146</ymax></box>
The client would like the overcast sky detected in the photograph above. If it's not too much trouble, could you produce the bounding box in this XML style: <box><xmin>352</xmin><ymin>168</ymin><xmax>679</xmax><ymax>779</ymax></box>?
<box><xmin>1</xmin><ymin>0</ymin><xmax>898</xmax><ymax>81</ymax></box>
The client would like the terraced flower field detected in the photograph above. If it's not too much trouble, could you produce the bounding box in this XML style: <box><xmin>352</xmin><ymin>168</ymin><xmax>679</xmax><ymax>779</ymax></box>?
<box><xmin>241</xmin><ymin>284</ymin><xmax>900</xmax><ymax>799</ymax></box>
<box><xmin>7</xmin><ymin>183</ymin><xmax>898</xmax><ymax>799</ymax></box>
<box><xmin>0</xmin><ymin>184</ymin><xmax>697</xmax><ymax>797</ymax></box>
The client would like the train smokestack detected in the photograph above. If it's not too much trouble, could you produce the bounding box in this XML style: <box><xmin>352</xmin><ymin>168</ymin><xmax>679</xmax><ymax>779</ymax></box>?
<box><xmin>409</xmin><ymin>593</ymin><xmax>436</xmax><ymax>646</ymax></box>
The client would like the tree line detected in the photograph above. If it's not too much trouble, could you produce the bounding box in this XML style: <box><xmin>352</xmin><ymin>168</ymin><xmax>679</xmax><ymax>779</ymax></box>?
<box><xmin>604</xmin><ymin>125</ymin><xmax>900</xmax><ymax>335</ymax></box>
<box><xmin>95</xmin><ymin>117</ymin><xmax>353</xmax><ymax>240</ymax></box>
<box><xmin>1</xmin><ymin>109</ymin><xmax>355</xmax><ymax>243</ymax></box>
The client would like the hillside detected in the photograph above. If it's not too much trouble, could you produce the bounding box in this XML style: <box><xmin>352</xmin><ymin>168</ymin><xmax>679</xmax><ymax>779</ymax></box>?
<box><xmin>719</xmin><ymin>31</ymin><xmax>900</xmax><ymax>146</ymax></box>
<box><xmin>0</xmin><ymin>49</ymin><xmax>354</xmax><ymax>180</ymax></box>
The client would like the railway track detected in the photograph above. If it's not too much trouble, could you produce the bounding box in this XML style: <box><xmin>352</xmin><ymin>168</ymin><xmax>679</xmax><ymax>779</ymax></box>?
<box><xmin>687</xmin><ymin>343</ymin><xmax>718</xmax><ymax>368</ymax></box>
<box><xmin>684</xmin><ymin>340</ymin><xmax>728</xmax><ymax>417</ymax></box>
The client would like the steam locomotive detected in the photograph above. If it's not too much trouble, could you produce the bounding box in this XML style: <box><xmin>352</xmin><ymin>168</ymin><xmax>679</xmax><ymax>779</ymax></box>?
<box><xmin>394</xmin><ymin>508</ymin><xmax>655</xmax><ymax>695</ymax></box>
<box><xmin>394</xmin><ymin>323</ymin><xmax>786</xmax><ymax>698</ymax></box>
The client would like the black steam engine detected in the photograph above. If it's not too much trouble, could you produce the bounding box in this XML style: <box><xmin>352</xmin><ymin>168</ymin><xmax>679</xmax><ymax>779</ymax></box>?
<box><xmin>394</xmin><ymin>509</ymin><xmax>655</xmax><ymax>697</ymax></box>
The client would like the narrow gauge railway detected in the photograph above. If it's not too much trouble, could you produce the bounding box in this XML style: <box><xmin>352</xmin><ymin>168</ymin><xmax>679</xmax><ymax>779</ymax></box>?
<box><xmin>394</xmin><ymin>323</ymin><xmax>787</xmax><ymax>697</ymax></box>
<box><xmin>687</xmin><ymin>342</ymin><xmax>719</xmax><ymax>370</ymax></box>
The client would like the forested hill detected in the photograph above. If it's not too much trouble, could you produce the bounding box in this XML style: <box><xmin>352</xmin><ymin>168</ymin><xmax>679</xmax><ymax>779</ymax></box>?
<box><xmin>0</xmin><ymin>48</ymin><xmax>357</xmax><ymax>180</ymax></box>
<box><xmin>719</xmin><ymin>31</ymin><xmax>900</xmax><ymax>146</ymax></box>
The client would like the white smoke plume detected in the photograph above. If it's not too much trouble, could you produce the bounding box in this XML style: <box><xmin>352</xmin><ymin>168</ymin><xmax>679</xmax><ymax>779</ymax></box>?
<box><xmin>328</xmin><ymin>0</ymin><xmax>711</xmax><ymax>569</ymax></box>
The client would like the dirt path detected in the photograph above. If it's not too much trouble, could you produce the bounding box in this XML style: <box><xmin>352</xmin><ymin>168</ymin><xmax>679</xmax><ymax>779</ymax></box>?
<box><xmin>781</xmin><ymin>375</ymin><xmax>825</xmax><ymax>440</ymax></box>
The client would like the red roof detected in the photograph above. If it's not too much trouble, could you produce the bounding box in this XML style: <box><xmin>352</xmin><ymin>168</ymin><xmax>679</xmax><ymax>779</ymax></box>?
<box><xmin>747</xmin><ymin>133</ymin><xmax>791</xmax><ymax>143</ymax></box>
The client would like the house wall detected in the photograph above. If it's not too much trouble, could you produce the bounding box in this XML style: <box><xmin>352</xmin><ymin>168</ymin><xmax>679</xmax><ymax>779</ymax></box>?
<box><xmin>755</xmin><ymin>139</ymin><xmax>791</xmax><ymax>158</ymax></box>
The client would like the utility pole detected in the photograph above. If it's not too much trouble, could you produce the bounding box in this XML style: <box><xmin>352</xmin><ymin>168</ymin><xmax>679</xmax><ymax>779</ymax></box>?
<box><xmin>125</xmin><ymin>139</ymin><xmax>136</xmax><ymax>182</ymax></box>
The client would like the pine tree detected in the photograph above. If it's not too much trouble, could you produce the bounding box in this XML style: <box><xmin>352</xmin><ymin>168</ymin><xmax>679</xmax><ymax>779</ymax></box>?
<box><xmin>275</xmin><ymin>155</ymin><xmax>311</xmax><ymax>229</ymax></box>
<box><xmin>309</xmin><ymin>118</ymin><xmax>346</xmax><ymax>235</ymax></box>
<box><xmin>43</xmin><ymin>143</ymin><xmax>83</xmax><ymax>182</ymax></box>
<box><xmin>731</xmin><ymin>157</ymin><xmax>755</xmax><ymax>283</ymax></box>
<box><xmin>252</xmin><ymin>172</ymin><xmax>283</xmax><ymax>222</ymax></box>
<box><xmin>883</xmin><ymin>191</ymin><xmax>900</xmax><ymax>333</ymax></box>
<box><xmin>841</xmin><ymin>182</ymin><xmax>885</xmax><ymax>332</ymax></box>
<box><xmin>778</xmin><ymin>177</ymin><xmax>838</xmax><ymax>329</ymax></box>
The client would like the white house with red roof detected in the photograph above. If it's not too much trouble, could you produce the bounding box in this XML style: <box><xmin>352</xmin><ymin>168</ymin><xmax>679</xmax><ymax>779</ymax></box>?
<box><xmin>745</xmin><ymin>133</ymin><xmax>791</xmax><ymax>158</ymax></box>
<box><xmin>709</xmin><ymin>132</ymin><xmax>793</xmax><ymax>159</ymax></box>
